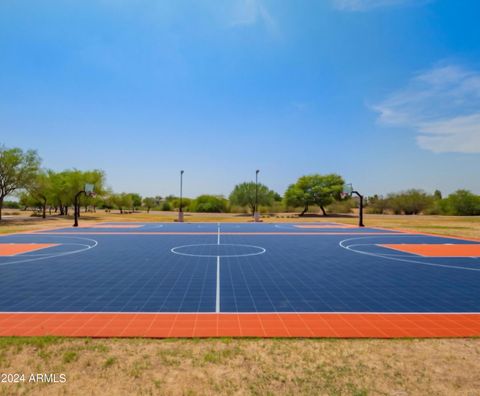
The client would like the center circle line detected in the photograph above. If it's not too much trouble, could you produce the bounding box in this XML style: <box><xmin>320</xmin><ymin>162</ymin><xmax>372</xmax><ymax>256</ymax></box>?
<box><xmin>170</xmin><ymin>243</ymin><xmax>266</xmax><ymax>258</ymax></box>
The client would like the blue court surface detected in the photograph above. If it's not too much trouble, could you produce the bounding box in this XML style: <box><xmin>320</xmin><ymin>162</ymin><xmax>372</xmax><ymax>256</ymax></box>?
<box><xmin>1</xmin><ymin>222</ymin><xmax>479</xmax><ymax>314</ymax></box>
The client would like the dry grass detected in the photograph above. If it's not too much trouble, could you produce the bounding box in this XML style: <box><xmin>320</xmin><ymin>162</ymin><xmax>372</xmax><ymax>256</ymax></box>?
<box><xmin>1</xmin><ymin>212</ymin><xmax>480</xmax><ymax>395</ymax></box>
<box><xmin>0</xmin><ymin>337</ymin><xmax>479</xmax><ymax>395</ymax></box>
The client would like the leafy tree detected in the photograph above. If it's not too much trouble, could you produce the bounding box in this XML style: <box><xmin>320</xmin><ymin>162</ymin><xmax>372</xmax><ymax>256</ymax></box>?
<box><xmin>170</xmin><ymin>197</ymin><xmax>192</xmax><ymax>211</ymax></box>
<box><xmin>440</xmin><ymin>190</ymin><xmax>480</xmax><ymax>215</ymax></box>
<box><xmin>229</xmin><ymin>182</ymin><xmax>275</xmax><ymax>214</ymax></box>
<box><xmin>285</xmin><ymin>174</ymin><xmax>344</xmax><ymax>216</ymax></box>
<box><xmin>0</xmin><ymin>145</ymin><xmax>41</xmax><ymax>220</ymax></box>
<box><xmin>27</xmin><ymin>171</ymin><xmax>54</xmax><ymax>218</ymax></box>
<box><xmin>128</xmin><ymin>193</ymin><xmax>142</xmax><ymax>212</ymax></box>
<box><xmin>143</xmin><ymin>197</ymin><xmax>156</xmax><ymax>213</ymax></box>
<box><xmin>19</xmin><ymin>191</ymin><xmax>43</xmax><ymax>212</ymax></box>
<box><xmin>189</xmin><ymin>195</ymin><xmax>228</xmax><ymax>213</ymax></box>
<box><xmin>3</xmin><ymin>201</ymin><xmax>20</xmax><ymax>209</ymax></box>
<box><xmin>272</xmin><ymin>192</ymin><xmax>282</xmax><ymax>202</ymax></box>
<box><xmin>46</xmin><ymin>169</ymin><xmax>105</xmax><ymax>216</ymax></box>
<box><xmin>387</xmin><ymin>189</ymin><xmax>434</xmax><ymax>215</ymax></box>
<box><xmin>284</xmin><ymin>184</ymin><xmax>310</xmax><ymax>215</ymax></box>
<box><xmin>111</xmin><ymin>193</ymin><xmax>133</xmax><ymax>214</ymax></box>
<box><xmin>366</xmin><ymin>194</ymin><xmax>389</xmax><ymax>214</ymax></box>
<box><xmin>161</xmin><ymin>201</ymin><xmax>172</xmax><ymax>211</ymax></box>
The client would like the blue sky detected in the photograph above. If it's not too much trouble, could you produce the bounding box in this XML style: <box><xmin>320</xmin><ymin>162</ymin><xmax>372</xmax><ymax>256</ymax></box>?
<box><xmin>1</xmin><ymin>0</ymin><xmax>480</xmax><ymax>197</ymax></box>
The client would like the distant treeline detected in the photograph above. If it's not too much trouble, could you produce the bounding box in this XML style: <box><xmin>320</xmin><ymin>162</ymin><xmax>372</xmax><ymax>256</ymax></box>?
<box><xmin>1</xmin><ymin>144</ymin><xmax>479</xmax><ymax>219</ymax></box>
<box><xmin>367</xmin><ymin>189</ymin><xmax>480</xmax><ymax>216</ymax></box>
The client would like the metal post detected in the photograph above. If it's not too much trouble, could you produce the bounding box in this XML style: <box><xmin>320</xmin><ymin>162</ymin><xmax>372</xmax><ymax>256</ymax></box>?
<box><xmin>73</xmin><ymin>190</ymin><xmax>85</xmax><ymax>227</ymax></box>
<box><xmin>254</xmin><ymin>169</ymin><xmax>260</xmax><ymax>222</ymax></box>
<box><xmin>178</xmin><ymin>170</ymin><xmax>184</xmax><ymax>222</ymax></box>
<box><xmin>352</xmin><ymin>190</ymin><xmax>365</xmax><ymax>227</ymax></box>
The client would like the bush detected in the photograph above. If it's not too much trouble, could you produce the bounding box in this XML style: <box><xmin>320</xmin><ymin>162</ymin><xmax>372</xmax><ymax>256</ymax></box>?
<box><xmin>386</xmin><ymin>190</ymin><xmax>434</xmax><ymax>215</ymax></box>
<box><xmin>189</xmin><ymin>195</ymin><xmax>228</xmax><ymax>213</ymax></box>
<box><xmin>170</xmin><ymin>198</ymin><xmax>192</xmax><ymax>210</ymax></box>
<box><xmin>366</xmin><ymin>195</ymin><xmax>389</xmax><ymax>214</ymax></box>
<box><xmin>3</xmin><ymin>201</ymin><xmax>20</xmax><ymax>209</ymax></box>
<box><xmin>161</xmin><ymin>202</ymin><xmax>172</xmax><ymax>211</ymax></box>
<box><xmin>327</xmin><ymin>198</ymin><xmax>355</xmax><ymax>214</ymax></box>
<box><xmin>439</xmin><ymin>190</ymin><xmax>480</xmax><ymax>215</ymax></box>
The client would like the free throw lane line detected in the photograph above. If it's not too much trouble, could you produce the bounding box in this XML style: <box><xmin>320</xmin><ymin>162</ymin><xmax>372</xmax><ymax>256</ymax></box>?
<box><xmin>216</xmin><ymin>223</ymin><xmax>221</xmax><ymax>313</ymax></box>
<box><xmin>216</xmin><ymin>256</ymin><xmax>220</xmax><ymax>313</ymax></box>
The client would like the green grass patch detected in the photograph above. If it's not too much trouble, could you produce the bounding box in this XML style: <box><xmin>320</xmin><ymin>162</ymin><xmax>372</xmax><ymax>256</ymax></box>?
<box><xmin>63</xmin><ymin>351</ymin><xmax>78</xmax><ymax>364</ymax></box>
<box><xmin>0</xmin><ymin>336</ymin><xmax>64</xmax><ymax>350</ymax></box>
<box><xmin>103</xmin><ymin>357</ymin><xmax>117</xmax><ymax>368</ymax></box>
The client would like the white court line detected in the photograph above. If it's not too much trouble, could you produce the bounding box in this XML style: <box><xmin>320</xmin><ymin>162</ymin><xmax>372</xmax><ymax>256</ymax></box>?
<box><xmin>339</xmin><ymin>235</ymin><xmax>480</xmax><ymax>272</ymax></box>
<box><xmin>216</xmin><ymin>256</ymin><xmax>220</xmax><ymax>313</ymax></box>
<box><xmin>170</xmin><ymin>244</ymin><xmax>266</xmax><ymax>258</ymax></box>
<box><xmin>0</xmin><ymin>237</ymin><xmax>98</xmax><ymax>267</ymax></box>
<box><xmin>216</xmin><ymin>223</ymin><xmax>221</xmax><ymax>312</ymax></box>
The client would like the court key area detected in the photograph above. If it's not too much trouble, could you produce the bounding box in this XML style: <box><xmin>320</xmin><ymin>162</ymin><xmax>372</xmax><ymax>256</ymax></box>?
<box><xmin>0</xmin><ymin>222</ymin><xmax>479</xmax><ymax>338</ymax></box>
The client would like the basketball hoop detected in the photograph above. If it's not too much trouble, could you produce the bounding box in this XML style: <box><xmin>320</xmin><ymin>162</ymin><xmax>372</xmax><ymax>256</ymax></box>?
<box><xmin>342</xmin><ymin>182</ymin><xmax>365</xmax><ymax>227</ymax></box>
<box><xmin>341</xmin><ymin>183</ymin><xmax>353</xmax><ymax>199</ymax></box>
<box><xmin>84</xmin><ymin>183</ymin><xmax>95</xmax><ymax>197</ymax></box>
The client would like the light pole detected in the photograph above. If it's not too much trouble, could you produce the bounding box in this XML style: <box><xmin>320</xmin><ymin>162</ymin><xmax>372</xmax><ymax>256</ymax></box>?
<box><xmin>254</xmin><ymin>169</ymin><xmax>260</xmax><ymax>222</ymax></box>
<box><xmin>178</xmin><ymin>170</ymin><xmax>184</xmax><ymax>222</ymax></box>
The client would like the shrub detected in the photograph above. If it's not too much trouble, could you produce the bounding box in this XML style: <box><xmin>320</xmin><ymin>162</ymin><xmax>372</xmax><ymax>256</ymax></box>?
<box><xmin>439</xmin><ymin>190</ymin><xmax>480</xmax><ymax>215</ymax></box>
<box><xmin>386</xmin><ymin>189</ymin><xmax>434</xmax><ymax>215</ymax></box>
<box><xmin>161</xmin><ymin>202</ymin><xmax>172</xmax><ymax>211</ymax></box>
<box><xmin>189</xmin><ymin>195</ymin><xmax>228</xmax><ymax>213</ymax></box>
<box><xmin>327</xmin><ymin>198</ymin><xmax>355</xmax><ymax>214</ymax></box>
<box><xmin>3</xmin><ymin>201</ymin><xmax>20</xmax><ymax>209</ymax></box>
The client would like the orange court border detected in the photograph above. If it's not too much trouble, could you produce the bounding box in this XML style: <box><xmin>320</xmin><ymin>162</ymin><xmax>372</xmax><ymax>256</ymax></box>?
<box><xmin>0</xmin><ymin>312</ymin><xmax>479</xmax><ymax>338</ymax></box>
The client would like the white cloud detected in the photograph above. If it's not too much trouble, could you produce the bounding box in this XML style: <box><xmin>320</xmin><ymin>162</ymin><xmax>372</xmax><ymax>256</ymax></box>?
<box><xmin>332</xmin><ymin>0</ymin><xmax>431</xmax><ymax>11</ymax></box>
<box><xmin>229</xmin><ymin>0</ymin><xmax>277</xmax><ymax>34</ymax></box>
<box><xmin>373</xmin><ymin>63</ymin><xmax>480</xmax><ymax>153</ymax></box>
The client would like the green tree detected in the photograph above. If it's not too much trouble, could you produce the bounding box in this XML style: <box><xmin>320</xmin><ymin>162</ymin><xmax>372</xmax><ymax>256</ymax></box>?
<box><xmin>171</xmin><ymin>197</ymin><xmax>192</xmax><ymax>211</ymax></box>
<box><xmin>0</xmin><ymin>145</ymin><xmax>41</xmax><ymax>220</ymax></box>
<box><xmin>128</xmin><ymin>193</ymin><xmax>142</xmax><ymax>212</ymax></box>
<box><xmin>143</xmin><ymin>197</ymin><xmax>156</xmax><ymax>213</ymax></box>
<box><xmin>229</xmin><ymin>182</ymin><xmax>275</xmax><ymax>214</ymax></box>
<box><xmin>19</xmin><ymin>191</ymin><xmax>43</xmax><ymax>212</ymax></box>
<box><xmin>161</xmin><ymin>201</ymin><xmax>172</xmax><ymax>211</ymax></box>
<box><xmin>284</xmin><ymin>184</ymin><xmax>310</xmax><ymax>215</ymax></box>
<box><xmin>3</xmin><ymin>201</ymin><xmax>20</xmax><ymax>209</ymax></box>
<box><xmin>285</xmin><ymin>174</ymin><xmax>344</xmax><ymax>216</ymax></box>
<box><xmin>387</xmin><ymin>189</ymin><xmax>434</xmax><ymax>215</ymax></box>
<box><xmin>366</xmin><ymin>194</ymin><xmax>389</xmax><ymax>214</ymax></box>
<box><xmin>111</xmin><ymin>193</ymin><xmax>133</xmax><ymax>214</ymax></box>
<box><xmin>28</xmin><ymin>170</ymin><xmax>54</xmax><ymax>218</ymax></box>
<box><xmin>440</xmin><ymin>190</ymin><xmax>480</xmax><ymax>215</ymax></box>
<box><xmin>190</xmin><ymin>195</ymin><xmax>229</xmax><ymax>213</ymax></box>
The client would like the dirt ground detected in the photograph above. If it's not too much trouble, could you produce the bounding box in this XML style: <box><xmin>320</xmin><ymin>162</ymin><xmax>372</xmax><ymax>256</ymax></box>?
<box><xmin>1</xmin><ymin>211</ymin><xmax>480</xmax><ymax>395</ymax></box>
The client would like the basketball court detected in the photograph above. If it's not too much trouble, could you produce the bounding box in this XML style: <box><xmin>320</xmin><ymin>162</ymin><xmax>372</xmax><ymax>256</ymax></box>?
<box><xmin>0</xmin><ymin>222</ymin><xmax>479</xmax><ymax>338</ymax></box>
